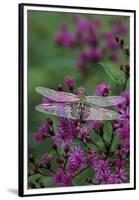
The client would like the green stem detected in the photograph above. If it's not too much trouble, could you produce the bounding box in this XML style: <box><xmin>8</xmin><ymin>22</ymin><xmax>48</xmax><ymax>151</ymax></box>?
<box><xmin>42</xmin><ymin>165</ymin><xmax>56</xmax><ymax>174</ymax></box>
<box><xmin>123</xmin><ymin>75</ymin><xmax>129</xmax><ymax>91</ymax></box>
<box><xmin>81</xmin><ymin>140</ymin><xmax>90</xmax><ymax>148</ymax></box>
<box><xmin>74</xmin><ymin>166</ymin><xmax>90</xmax><ymax>178</ymax></box>
<box><xmin>89</xmin><ymin>138</ymin><xmax>100</xmax><ymax>150</ymax></box>
<box><xmin>47</xmin><ymin>168</ymin><xmax>55</xmax><ymax>175</ymax></box>
<box><xmin>97</xmin><ymin>130</ymin><xmax>107</xmax><ymax>153</ymax></box>
<box><xmin>101</xmin><ymin>135</ymin><xmax>106</xmax><ymax>146</ymax></box>
<box><xmin>63</xmin><ymin>158</ymin><xmax>68</xmax><ymax>171</ymax></box>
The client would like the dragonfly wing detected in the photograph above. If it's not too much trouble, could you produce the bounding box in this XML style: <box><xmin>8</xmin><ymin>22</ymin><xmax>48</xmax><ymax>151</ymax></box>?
<box><xmin>36</xmin><ymin>87</ymin><xmax>78</xmax><ymax>102</ymax></box>
<box><xmin>85</xmin><ymin>96</ymin><xmax>125</xmax><ymax>107</ymax></box>
<box><xmin>35</xmin><ymin>102</ymin><xmax>80</xmax><ymax>120</ymax></box>
<box><xmin>82</xmin><ymin>104</ymin><xmax>121</xmax><ymax>121</ymax></box>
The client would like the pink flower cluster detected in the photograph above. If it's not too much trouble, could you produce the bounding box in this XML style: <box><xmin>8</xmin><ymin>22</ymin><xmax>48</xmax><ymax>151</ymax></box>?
<box><xmin>28</xmin><ymin>15</ymin><xmax>130</xmax><ymax>189</ymax></box>
<box><xmin>54</xmin><ymin>15</ymin><xmax>128</xmax><ymax>71</ymax></box>
<box><xmin>30</xmin><ymin>82</ymin><xmax>130</xmax><ymax>188</ymax></box>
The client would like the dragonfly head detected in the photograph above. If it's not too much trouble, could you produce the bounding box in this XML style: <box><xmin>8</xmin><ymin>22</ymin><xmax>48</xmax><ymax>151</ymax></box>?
<box><xmin>77</xmin><ymin>87</ymin><xmax>86</xmax><ymax>100</ymax></box>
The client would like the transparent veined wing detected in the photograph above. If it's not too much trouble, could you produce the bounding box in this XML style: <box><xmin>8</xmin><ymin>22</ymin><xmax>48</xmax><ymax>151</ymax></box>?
<box><xmin>82</xmin><ymin>104</ymin><xmax>121</xmax><ymax>121</ymax></box>
<box><xmin>85</xmin><ymin>96</ymin><xmax>125</xmax><ymax>107</ymax></box>
<box><xmin>35</xmin><ymin>87</ymin><xmax>78</xmax><ymax>102</ymax></box>
<box><xmin>35</xmin><ymin>102</ymin><xmax>80</xmax><ymax>120</ymax></box>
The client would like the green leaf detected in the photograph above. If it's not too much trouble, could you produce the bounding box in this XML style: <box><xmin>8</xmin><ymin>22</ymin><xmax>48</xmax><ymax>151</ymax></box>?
<box><xmin>28</xmin><ymin>174</ymin><xmax>41</xmax><ymax>183</ymax></box>
<box><xmin>42</xmin><ymin>176</ymin><xmax>54</xmax><ymax>187</ymax></box>
<box><xmin>103</xmin><ymin>121</ymin><xmax>112</xmax><ymax>143</ymax></box>
<box><xmin>73</xmin><ymin>167</ymin><xmax>94</xmax><ymax>186</ymax></box>
<box><xmin>72</xmin><ymin>137</ymin><xmax>81</xmax><ymax>145</ymax></box>
<box><xmin>110</xmin><ymin>134</ymin><xmax>120</xmax><ymax>151</ymax></box>
<box><xmin>103</xmin><ymin>121</ymin><xmax>120</xmax><ymax>151</ymax></box>
<box><xmin>90</xmin><ymin>131</ymin><xmax>104</xmax><ymax>149</ymax></box>
<box><xmin>28</xmin><ymin>175</ymin><xmax>54</xmax><ymax>188</ymax></box>
<box><xmin>99</xmin><ymin>62</ymin><xmax>124</xmax><ymax>84</ymax></box>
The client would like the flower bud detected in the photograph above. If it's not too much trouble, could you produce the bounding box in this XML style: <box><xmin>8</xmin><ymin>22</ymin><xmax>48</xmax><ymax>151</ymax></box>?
<box><xmin>40</xmin><ymin>182</ymin><xmax>45</xmax><ymax>188</ymax></box>
<box><xmin>34</xmin><ymin>167</ymin><xmax>39</xmax><ymax>174</ymax></box>
<box><xmin>52</xmin><ymin>143</ymin><xmax>57</xmax><ymax>150</ymax></box>
<box><xmin>56</xmin><ymin>157</ymin><xmax>63</xmax><ymax>164</ymax></box>
<box><xmin>115</xmin><ymin>36</ymin><xmax>119</xmax><ymax>43</ymax></box>
<box><xmin>65</xmin><ymin>76</ymin><xmax>74</xmax><ymax>92</ymax></box>
<box><xmin>125</xmin><ymin>48</ymin><xmax>129</xmax><ymax>57</ymax></box>
<box><xmin>63</xmin><ymin>154</ymin><xmax>68</xmax><ymax>160</ymax></box>
<box><xmin>64</xmin><ymin>145</ymin><xmax>69</xmax><ymax>153</ymax></box>
<box><xmin>124</xmin><ymin>64</ymin><xmax>130</xmax><ymax>72</ymax></box>
<box><xmin>86</xmin><ymin>177</ymin><xmax>92</xmax><ymax>184</ymax></box>
<box><xmin>28</xmin><ymin>181</ymin><xmax>36</xmax><ymax>188</ymax></box>
<box><xmin>120</xmin><ymin>39</ymin><xmax>124</xmax><ymax>48</ymax></box>
<box><xmin>29</xmin><ymin>154</ymin><xmax>34</xmax><ymax>163</ymax></box>
<box><xmin>42</xmin><ymin>153</ymin><xmax>51</xmax><ymax>168</ymax></box>
<box><xmin>58</xmin><ymin>84</ymin><xmax>63</xmax><ymax>91</ymax></box>
<box><xmin>47</xmin><ymin>117</ymin><xmax>53</xmax><ymax>126</ymax></box>
<box><xmin>48</xmin><ymin>129</ymin><xmax>55</xmax><ymax>136</ymax></box>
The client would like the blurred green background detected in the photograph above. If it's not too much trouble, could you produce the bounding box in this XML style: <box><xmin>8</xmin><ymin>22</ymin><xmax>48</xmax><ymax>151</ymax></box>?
<box><xmin>27</xmin><ymin>10</ymin><xmax>129</xmax><ymax>186</ymax></box>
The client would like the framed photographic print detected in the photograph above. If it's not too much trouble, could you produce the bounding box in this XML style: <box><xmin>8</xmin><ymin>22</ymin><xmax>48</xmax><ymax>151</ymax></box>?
<box><xmin>18</xmin><ymin>3</ymin><xmax>136</xmax><ymax>197</ymax></box>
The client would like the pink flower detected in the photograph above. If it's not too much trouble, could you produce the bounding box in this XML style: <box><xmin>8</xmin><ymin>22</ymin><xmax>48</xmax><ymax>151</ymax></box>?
<box><xmin>104</xmin><ymin>31</ymin><xmax>119</xmax><ymax>49</ymax></box>
<box><xmin>83</xmin><ymin>47</ymin><xmax>102</xmax><ymax>62</ymax></box>
<box><xmin>78</xmin><ymin>125</ymin><xmax>90</xmax><ymax>143</ymax></box>
<box><xmin>54</xmin><ymin>23</ymin><xmax>74</xmax><ymax>48</ymax></box>
<box><xmin>96</xmin><ymin>169</ymin><xmax>114</xmax><ymax>184</ymax></box>
<box><xmin>33</xmin><ymin>132</ymin><xmax>45</xmax><ymax>142</ymax></box>
<box><xmin>113</xmin><ymin>20</ymin><xmax>128</xmax><ymax>35</ymax></box>
<box><xmin>91</xmin><ymin>120</ymin><xmax>104</xmax><ymax>133</ymax></box>
<box><xmin>54</xmin><ymin>118</ymin><xmax>77</xmax><ymax>148</ymax></box>
<box><xmin>68</xmin><ymin>145</ymin><xmax>86</xmax><ymax>173</ymax></box>
<box><xmin>65</xmin><ymin>76</ymin><xmax>74</xmax><ymax>91</ymax></box>
<box><xmin>94</xmin><ymin>83</ymin><xmax>110</xmax><ymax>96</ymax></box>
<box><xmin>52</xmin><ymin>168</ymin><xmax>72</xmax><ymax>186</ymax></box>
<box><xmin>42</xmin><ymin>153</ymin><xmax>51</xmax><ymax>166</ymax></box>
<box><xmin>74</xmin><ymin>16</ymin><xmax>98</xmax><ymax>46</ymax></box>
<box><xmin>113</xmin><ymin>168</ymin><xmax>128</xmax><ymax>183</ymax></box>
<box><xmin>33</xmin><ymin>120</ymin><xmax>52</xmax><ymax>142</ymax></box>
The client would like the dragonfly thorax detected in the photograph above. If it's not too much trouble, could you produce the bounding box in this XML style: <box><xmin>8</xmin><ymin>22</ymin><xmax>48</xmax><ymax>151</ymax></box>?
<box><xmin>77</xmin><ymin>87</ymin><xmax>86</xmax><ymax>102</ymax></box>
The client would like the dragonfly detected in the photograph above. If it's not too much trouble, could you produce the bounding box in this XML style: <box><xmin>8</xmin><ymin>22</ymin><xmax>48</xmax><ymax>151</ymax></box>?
<box><xmin>35</xmin><ymin>87</ymin><xmax>125</xmax><ymax>122</ymax></box>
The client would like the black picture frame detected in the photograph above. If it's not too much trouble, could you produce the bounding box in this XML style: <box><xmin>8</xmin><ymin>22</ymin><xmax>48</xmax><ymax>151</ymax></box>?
<box><xmin>18</xmin><ymin>3</ymin><xmax>136</xmax><ymax>197</ymax></box>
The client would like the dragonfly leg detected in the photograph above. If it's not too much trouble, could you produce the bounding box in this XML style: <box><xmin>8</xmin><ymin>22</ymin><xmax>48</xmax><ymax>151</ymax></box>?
<box><xmin>77</xmin><ymin>121</ymin><xmax>80</xmax><ymax>131</ymax></box>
